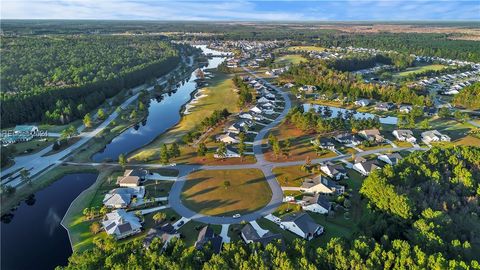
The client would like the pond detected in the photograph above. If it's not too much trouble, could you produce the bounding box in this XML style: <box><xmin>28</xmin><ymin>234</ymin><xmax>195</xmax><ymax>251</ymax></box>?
<box><xmin>303</xmin><ymin>104</ymin><xmax>398</xmax><ymax>125</ymax></box>
<box><xmin>92</xmin><ymin>46</ymin><xmax>226</xmax><ymax>162</ymax></box>
<box><xmin>1</xmin><ymin>173</ymin><xmax>98</xmax><ymax>270</ymax></box>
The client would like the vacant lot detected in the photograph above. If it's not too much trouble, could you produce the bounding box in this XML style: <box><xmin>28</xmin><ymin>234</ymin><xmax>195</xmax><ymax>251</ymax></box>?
<box><xmin>275</xmin><ymin>54</ymin><xmax>307</xmax><ymax>66</ymax></box>
<box><xmin>287</xmin><ymin>46</ymin><xmax>325</xmax><ymax>52</ymax></box>
<box><xmin>395</xmin><ymin>64</ymin><xmax>446</xmax><ymax>77</ymax></box>
<box><xmin>181</xmin><ymin>169</ymin><xmax>271</xmax><ymax>216</ymax></box>
<box><xmin>264</xmin><ymin>123</ymin><xmax>336</xmax><ymax>162</ymax></box>
<box><xmin>272</xmin><ymin>165</ymin><xmax>316</xmax><ymax>187</ymax></box>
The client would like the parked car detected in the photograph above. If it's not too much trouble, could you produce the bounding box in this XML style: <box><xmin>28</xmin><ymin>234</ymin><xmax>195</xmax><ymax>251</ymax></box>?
<box><xmin>232</xmin><ymin>214</ymin><xmax>241</xmax><ymax>218</ymax></box>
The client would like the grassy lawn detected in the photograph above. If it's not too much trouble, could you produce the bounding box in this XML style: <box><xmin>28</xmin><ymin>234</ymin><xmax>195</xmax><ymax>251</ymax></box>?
<box><xmin>131</xmin><ymin>71</ymin><xmax>240</xmax><ymax>162</ymax></box>
<box><xmin>275</xmin><ymin>54</ymin><xmax>307</xmax><ymax>66</ymax></box>
<box><xmin>265</xmin><ymin>123</ymin><xmax>337</xmax><ymax>162</ymax></box>
<box><xmin>38</xmin><ymin>119</ymin><xmax>82</xmax><ymax>133</ymax></box>
<box><xmin>357</xmin><ymin>142</ymin><xmax>392</xmax><ymax>151</ymax></box>
<box><xmin>144</xmin><ymin>181</ymin><xmax>173</xmax><ymax>198</ymax></box>
<box><xmin>272</xmin><ymin>165</ymin><xmax>316</xmax><ymax>187</ymax></box>
<box><xmin>181</xmin><ymin>169</ymin><xmax>272</xmax><ymax>216</ymax></box>
<box><xmin>286</xmin><ymin>45</ymin><xmax>325</xmax><ymax>52</ymax></box>
<box><xmin>395</xmin><ymin>64</ymin><xmax>446</xmax><ymax>77</ymax></box>
<box><xmin>6</xmin><ymin>138</ymin><xmax>55</xmax><ymax>156</ymax></box>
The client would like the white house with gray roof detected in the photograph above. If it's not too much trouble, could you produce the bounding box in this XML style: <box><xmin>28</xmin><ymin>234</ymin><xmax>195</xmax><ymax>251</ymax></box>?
<box><xmin>280</xmin><ymin>213</ymin><xmax>323</xmax><ymax>240</ymax></box>
<box><xmin>300</xmin><ymin>194</ymin><xmax>332</xmax><ymax>214</ymax></box>
<box><xmin>102</xmin><ymin>209</ymin><xmax>142</xmax><ymax>239</ymax></box>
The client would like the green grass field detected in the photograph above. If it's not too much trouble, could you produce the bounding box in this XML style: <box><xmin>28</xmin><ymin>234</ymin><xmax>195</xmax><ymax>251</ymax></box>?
<box><xmin>286</xmin><ymin>46</ymin><xmax>325</xmax><ymax>52</ymax></box>
<box><xmin>7</xmin><ymin>138</ymin><xmax>55</xmax><ymax>156</ymax></box>
<box><xmin>181</xmin><ymin>169</ymin><xmax>272</xmax><ymax>216</ymax></box>
<box><xmin>131</xmin><ymin>71</ymin><xmax>240</xmax><ymax>162</ymax></box>
<box><xmin>395</xmin><ymin>64</ymin><xmax>446</xmax><ymax>77</ymax></box>
<box><xmin>275</xmin><ymin>54</ymin><xmax>307</xmax><ymax>66</ymax></box>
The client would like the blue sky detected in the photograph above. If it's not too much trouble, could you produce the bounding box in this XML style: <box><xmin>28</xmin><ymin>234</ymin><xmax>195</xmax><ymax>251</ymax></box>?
<box><xmin>2</xmin><ymin>0</ymin><xmax>479</xmax><ymax>21</ymax></box>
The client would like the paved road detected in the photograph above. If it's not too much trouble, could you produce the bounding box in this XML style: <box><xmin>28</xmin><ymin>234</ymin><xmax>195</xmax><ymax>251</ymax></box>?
<box><xmin>1</xmin><ymin>57</ymin><xmax>190</xmax><ymax>187</ymax></box>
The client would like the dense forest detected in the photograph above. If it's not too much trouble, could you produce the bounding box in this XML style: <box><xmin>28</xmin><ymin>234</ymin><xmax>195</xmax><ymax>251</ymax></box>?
<box><xmin>453</xmin><ymin>82</ymin><xmax>480</xmax><ymax>110</ymax></box>
<box><xmin>278</xmin><ymin>60</ymin><xmax>431</xmax><ymax>106</ymax></box>
<box><xmin>360</xmin><ymin>146</ymin><xmax>480</xmax><ymax>262</ymax></box>
<box><xmin>57</xmin><ymin>146</ymin><xmax>479</xmax><ymax>269</ymax></box>
<box><xmin>0</xmin><ymin>35</ymin><xmax>181</xmax><ymax>126</ymax></box>
<box><xmin>3</xmin><ymin>21</ymin><xmax>479</xmax><ymax>61</ymax></box>
<box><xmin>326</xmin><ymin>52</ymin><xmax>415</xmax><ymax>72</ymax></box>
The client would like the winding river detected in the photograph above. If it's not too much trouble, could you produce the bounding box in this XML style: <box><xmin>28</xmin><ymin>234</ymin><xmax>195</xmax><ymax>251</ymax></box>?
<box><xmin>92</xmin><ymin>46</ymin><xmax>227</xmax><ymax>162</ymax></box>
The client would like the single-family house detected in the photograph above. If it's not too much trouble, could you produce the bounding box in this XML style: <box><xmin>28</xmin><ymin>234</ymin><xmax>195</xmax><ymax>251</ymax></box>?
<box><xmin>311</xmin><ymin>137</ymin><xmax>335</xmax><ymax>150</ymax></box>
<box><xmin>334</xmin><ymin>133</ymin><xmax>362</xmax><ymax>145</ymax></box>
<box><xmin>216</xmin><ymin>133</ymin><xmax>239</xmax><ymax>144</ymax></box>
<box><xmin>257</xmin><ymin>97</ymin><xmax>270</xmax><ymax>103</ymax></box>
<box><xmin>354</xmin><ymin>99</ymin><xmax>370</xmax><ymax>107</ymax></box>
<box><xmin>103</xmin><ymin>187</ymin><xmax>145</xmax><ymax>208</ymax></box>
<box><xmin>300</xmin><ymin>194</ymin><xmax>332</xmax><ymax>214</ymax></box>
<box><xmin>117</xmin><ymin>170</ymin><xmax>141</xmax><ymax>188</ymax></box>
<box><xmin>241</xmin><ymin>224</ymin><xmax>284</xmax><ymax>248</ymax></box>
<box><xmin>358</xmin><ymin>129</ymin><xmax>384</xmax><ymax>143</ymax></box>
<box><xmin>102</xmin><ymin>209</ymin><xmax>142</xmax><ymax>239</ymax></box>
<box><xmin>320</xmin><ymin>163</ymin><xmax>348</xmax><ymax>180</ymax></box>
<box><xmin>298</xmin><ymin>85</ymin><xmax>317</xmax><ymax>92</ymax></box>
<box><xmin>392</xmin><ymin>130</ymin><xmax>416</xmax><ymax>143</ymax></box>
<box><xmin>421</xmin><ymin>130</ymin><xmax>451</xmax><ymax>144</ymax></box>
<box><xmin>301</xmin><ymin>175</ymin><xmax>345</xmax><ymax>194</ymax></box>
<box><xmin>195</xmin><ymin>226</ymin><xmax>223</xmax><ymax>254</ymax></box>
<box><xmin>353</xmin><ymin>160</ymin><xmax>382</xmax><ymax>176</ymax></box>
<box><xmin>280</xmin><ymin>213</ymin><xmax>324</xmax><ymax>240</ymax></box>
<box><xmin>399</xmin><ymin>105</ymin><xmax>413</xmax><ymax>114</ymax></box>
<box><xmin>143</xmin><ymin>223</ymin><xmax>180</xmax><ymax>249</ymax></box>
<box><xmin>284</xmin><ymin>83</ymin><xmax>294</xmax><ymax>88</ymax></box>
<box><xmin>250</xmin><ymin>106</ymin><xmax>263</xmax><ymax>114</ymax></box>
<box><xmin>378</xmin><ymin>153</ymin><xmax>403</xmax><ymax>165</ymax></box>
<box><xmin>375</xmin><ymin>102</ymin><xmax>395</xmax><ymax>111</ymax></box>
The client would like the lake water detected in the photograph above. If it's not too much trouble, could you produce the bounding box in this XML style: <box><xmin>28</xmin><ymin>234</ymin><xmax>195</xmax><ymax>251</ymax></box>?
<box><xmin>92</xmin><ymin>46</ymin><xmax>226</xmax><ymax>162</ymax></box>
<box><xmin>1</xmin><ymin>173</ymin><xmax>97</xmax><ymax>270</ymax></box>
<box><xmin>303</xmin><ymin>104</ymin><xmax>398</xmax><ymax>125</ymax></box>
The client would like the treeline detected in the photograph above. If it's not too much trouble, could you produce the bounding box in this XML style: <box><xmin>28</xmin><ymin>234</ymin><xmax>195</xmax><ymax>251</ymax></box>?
<box><xmin>286</xmin><ymin>106</ymin><xmax>380</xmax><ymax>133</ymax></box>
<box><xmin>1</xmin><ymin>35</ymin><xmax>183</xmax><ymax>126</ymax></box>
<box><xmin>327</xmin><ymin>52</ymin><xmax>415</xmax><ymax>72</ymax></box>
<box><xmin>360</xmin><ymin>146</ymin><xmax>480</xmax><ymax>262</ymax></box>
<box><xmin>57</xmin><ymin>229</ymin><xmax>478</xmax><ymax>270</ymax></box>
<box><xmin>453</xmin><ymin>82</ymin><xmax>480</xmax><ymax>110</ymax></box>
<box><xmin>232</xmin><ymin>75</ymin><xmax>253</xmax><ymax>106</ymax></box>
<box><xmin>315</xmin><ymin>32</ymin><xmax>480</xmax><ymax>62</ymax></box>
<box><xmin>200</xmin><ymin>109</ymin><xmax>230</xmax><ymax>130</ymax></box>
<box><xmin>278</xmin><ymin>60</ymin><xmax>432</xmax><ymax>106</ymax></box>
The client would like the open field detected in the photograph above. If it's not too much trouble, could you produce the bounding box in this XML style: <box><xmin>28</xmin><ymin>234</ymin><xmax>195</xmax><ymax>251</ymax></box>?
<box><xmin>181</xmin><ymin>169</ymin><xmax>271</xmax><ymax>216</ymax></box>
<box><xmin>275</xmin><ymin>54</ymin><xmax>307</xmax><ymax>66</ymax></box>
<box><xmin>272</xmin><ymin>165</ymin><xmax>316</xmax><ymax>187</ymax></box>
<box><xmin>264</xmin><ymin>123</ymin><xmax>337</xmax><ymax>162</ymax></box>
<box><xmin>130</xmin><ymin>71</ymin><xmax>240</xmax><ymax>162</ymax></box>
<box><xmin>286</xmin><ymin>45</ymin><xmax>325</xmax><ymax>52</ymax></box>
<box><xmin>395</xmin><ymin>64</ymin><xmax>446</xmax><ymax>77</ymax></box>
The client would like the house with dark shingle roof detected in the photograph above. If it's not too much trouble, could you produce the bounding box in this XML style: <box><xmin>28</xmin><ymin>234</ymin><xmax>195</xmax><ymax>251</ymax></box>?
<box><xmin>194</xmin><ymin>226</ymin><xmax>223</xmax><ymax>254</ymax></box>
<box><xmin>300</xmin><ymin>194</ymin><xmax>332</xmax><ymax>214</ymax></box>
<box><xmin>143</xmin><ymin>223</ymin><xmax>180</xmax><ymax>249</ymax></box>
<box><xmin>353</xmin><ymin>160</ymin><xmax>382</xmax><ymax>176</ymax></box>
<box><xmin>280</xmin><ymin>212</ymin><xmax>323</xmax><ymax>240</ymax></box>
<box><xmin>241</xmin><ymin>224</ymin><xmax>284</xmax><ymax>248</ymax></box>
<box><xmin>320</xmin><ymin>163</ymin><xmax>348</xmax><ymax>180</ymax></box>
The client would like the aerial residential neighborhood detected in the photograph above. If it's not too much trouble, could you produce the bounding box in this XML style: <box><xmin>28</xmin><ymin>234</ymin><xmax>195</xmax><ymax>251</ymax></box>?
<box><xmin>0</xmin><ymin>2</ymin><xmax>479</xmax><ymax>270</ymax></box>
